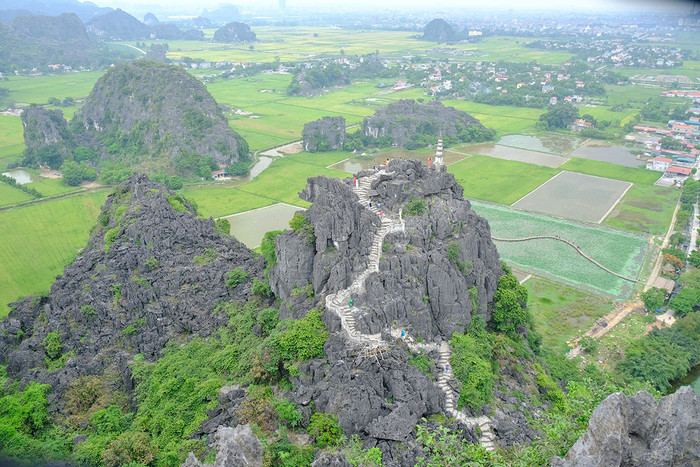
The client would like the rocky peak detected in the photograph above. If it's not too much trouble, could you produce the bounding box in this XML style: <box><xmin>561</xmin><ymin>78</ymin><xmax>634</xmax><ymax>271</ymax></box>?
<box><xmin>270</xmin><ymin>158</ymin><xmax>502</xmax><ymax>339</ymax></box>
<box><xmin>302</xmin><ymin>116</ymin><xmax>346</xmax><ymax>152</ymax></box>
<box><xmin>553</xmin><ymin>386</ymin><xmax>700</xmax><ymax>467</ymax></box>
<box><xmin>0</xmin><ymin>173</ymin><xmax>265</xmax><ymax>398</ymax></box>
<box><xmin>74</xmin><ymin>61</ymin><xmax>249</xmax><ymax>166</ymax></box>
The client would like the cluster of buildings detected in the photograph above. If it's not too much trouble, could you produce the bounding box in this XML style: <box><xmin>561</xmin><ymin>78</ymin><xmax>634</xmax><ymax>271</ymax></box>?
<box><xmin>641</xmin><ymin>101</ymin><xmax>700</xmax><ymax>180</ymax></box>
<box><xmin>525</xmin><ymin>39</ymin><xmax>692</xmax><ymax>69</ymax></box>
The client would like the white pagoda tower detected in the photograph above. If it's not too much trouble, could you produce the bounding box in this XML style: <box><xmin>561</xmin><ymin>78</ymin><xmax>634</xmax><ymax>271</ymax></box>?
<box><xmin>434</xmin><ymin>136</ymin><xmax>444</xmax><ymax>167</ymax></box>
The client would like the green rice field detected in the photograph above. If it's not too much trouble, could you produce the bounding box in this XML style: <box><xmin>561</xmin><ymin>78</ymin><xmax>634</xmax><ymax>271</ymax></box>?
<box><xmin>448</xmin><ymin>155</ymin><xmax>559</xmax><ymax>205</ymax></box>
<box><xmin>0</xmin><ymin>190</ymin><xmax>108</xmax><ymax>315</ymax></box>
<box><xmin>0</xmin><ymin>182</ymin><xmax>33</xmax><ymax>207</ymax></box>
<box><xmin>0</xmin><ymin>115</ymin><xmax>24</xmax><ymax>169</ymax></box>
<box><xmin>1</xmin><ymin>72</ymin><xmax>103</xmax><ymax>105</ymax></box>
<box><xmin>560</xmin><ymin>158</ymin><xmax>662</xmax><ymax>185</ymax></box>
<box><xmin>184</xmin><ymin>151</ymin><xmax>351</xmax><ymax>218</ymax></box>
<box><xmin>472</xmin><ymin>201</ymin><xmax>650</xmax><ymax>297</ymax></box>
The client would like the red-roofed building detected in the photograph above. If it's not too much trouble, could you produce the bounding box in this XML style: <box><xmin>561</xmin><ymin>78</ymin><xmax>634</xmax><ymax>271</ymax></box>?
<box><xmin>647</xmin><ymin>157</ymin><xmax>673</xmax><ymax>172</ymax></box>
<box><xmin>666</xmin><ymin>166</ymin><xmax>692</xmax><ymax>177</ymax></box>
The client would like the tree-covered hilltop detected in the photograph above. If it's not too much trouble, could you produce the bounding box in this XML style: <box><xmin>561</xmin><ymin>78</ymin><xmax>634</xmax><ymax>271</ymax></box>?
<box><xmin>0</xmin><ymin>13</ymin><xmax>123</xmax><ymax>72</ymax></box>
<box><xmin>21</xmin><ymin>61</ymin><xmax>249</xmax><ymax>184</ymax></box>
<box><xmin>343</xmin><ymin>99</ymin><xmax>494</xmax><ymax>150</ymax></box>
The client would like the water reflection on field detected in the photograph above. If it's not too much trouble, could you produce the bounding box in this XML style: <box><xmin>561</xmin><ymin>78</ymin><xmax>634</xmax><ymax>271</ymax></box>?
<box><xmin>328</xmin><ymin>148</ymin><xmax>469</xmax><ymax>172</ymax></box>
<box><xmin>2</xmin><ymin>169</ymin><xmax>33</xmax><ymax>184</ymax></box>
<box><xmin>458</xmin><ymin>143</ymin><xmax>568</xmax><ymax>168</ymax></box>
<box><xmin>222</xmin><ymin>203</ymin><xmax>302</xmax><ymax>249</ymax></box>
<box><xmin>571</xmin><ymin>140</ymin><xmax>642</xmax><ymax>167</ymax></box>
<box><xmin>497</xmin><ymin>133</ymin><xmax>583</xmax><ymax>155</ymax></box>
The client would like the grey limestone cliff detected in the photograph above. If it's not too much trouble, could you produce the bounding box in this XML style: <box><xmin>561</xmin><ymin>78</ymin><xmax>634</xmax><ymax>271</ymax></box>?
<box><xmin>0</xmin><ymin>174</ymin><xmax>266</xmax><ymax>398</ymax></box>
<box><xmin>270</xmin><ymin>158</ymin><xmax>502</xmax><ymax>338</ymax></box>
<box><xmin>553</xmin><ymin>386</ymin><xmax>700</xmax><ymax>467</ymax></box>
<box><xmin>302</xmin><ymin>116</ymin><xmax>346</xmax><ymax>152</ymax></box>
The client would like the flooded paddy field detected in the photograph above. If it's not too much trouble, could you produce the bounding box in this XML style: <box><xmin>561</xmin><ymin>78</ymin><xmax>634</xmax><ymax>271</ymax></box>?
<box><xmin>457</xmin><ymin>143</ymin><xmax>568</xmax><ymax>168</ymax></box>
<box><xmin>512</xmin><ymin>171</ymin><xmax>632</xmax><ymax>224</ymax></box>
<box><xmin>571</xmin><ymin>140</ymin><xmax>643</xmax><ymax>168</ymax></box>
<box><xmin>497</xmin><ymin>133</ymin><xmax>584</xmax><ymax>155</ymax></box>
<box><xmin>222</xmin><ymin>203</ymin><xmax>302</xmax><ymax>249</ymax></box>
<box><xmin>327</xmin><ymin>148</ymin><xmax>469</xmax><ymax>172</ymax></box>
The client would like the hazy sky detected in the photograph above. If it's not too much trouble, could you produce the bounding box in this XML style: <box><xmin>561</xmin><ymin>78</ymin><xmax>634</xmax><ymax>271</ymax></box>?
<box><xmin>90</xmin><ymin>0</ymin><xmax>699</xmax><ymax>14</ymax></box>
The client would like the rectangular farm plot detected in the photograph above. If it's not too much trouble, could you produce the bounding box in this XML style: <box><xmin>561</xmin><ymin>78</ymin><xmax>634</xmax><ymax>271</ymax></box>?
<box><xmin>457</xmin><ymin>143</ymin><xmax>568</xmax><ymax>168</ymax></box>
<box><xmin>512</xmin><ymin>171</ymin><xmax>632</xmax><ymax>224</ymax></box>
<box><xmin>471</xmin><ymin>201</ymin><xmax>649</xmax><ymax>297</ymax></box>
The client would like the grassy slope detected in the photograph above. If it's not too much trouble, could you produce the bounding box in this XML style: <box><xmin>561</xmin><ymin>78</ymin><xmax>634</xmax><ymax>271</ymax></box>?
<box><xmin>525</xmin><ymin>277</ymin><xmax>614</xmax><ymax>353</ymax></box>
<box><xmin>0</xmin><ymin>191</ymin><xmax>108</xmax><ymax>315</ymax></box>
<box><xmin>448</xmin><ymin>155</ymin><xmax>558</xmax><ymax>205</ymax></box>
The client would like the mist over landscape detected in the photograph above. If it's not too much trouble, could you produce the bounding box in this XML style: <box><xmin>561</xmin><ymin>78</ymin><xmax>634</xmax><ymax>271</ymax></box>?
<box><xmin>0</xmin><ymin>0</ymin><xmax>699</xmax><ymax>466</ymax></box>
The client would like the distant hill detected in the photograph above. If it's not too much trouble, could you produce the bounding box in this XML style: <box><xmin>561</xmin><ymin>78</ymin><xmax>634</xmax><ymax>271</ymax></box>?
<box><xmin>23</xmin><ymin>61</ymin><xmax>249</xmax><ymax>176</ymax></box>
<box><xmin>87</xmin><ymin>9</ymin><xmax>205</xmax><ymax>41</ymax></box>
<box><xmin>422</xmin><ymin>18</ymin><xmax>457</xmax><ymax>42</ymax></box>
<box><xmin>0</xmin><ymin>0</ymin><xmax>112</xmax><ymax>24</ymax></box>
<box><xmin>143</xmin><ymin>12</ymin><xmax>159</xmax><ymax>26</ymax></box>
<box><xmin>201</xmin><ymin>4</ymin><xmax>240</xmax><ymax>23</ymax></box>
<box><xmin>0</xmin><ymin>13</ymin><xmax>112</xmax><ymax>71</ymax></box>
<box><xmin>213</xmin><ymin>22</ymin><xmax>257</xmax><ymax>42</ymax></box>
<box><xmin>86</xmin><ymin>8</ymin><xmax>150</xmax><ymax>40</ymax></box>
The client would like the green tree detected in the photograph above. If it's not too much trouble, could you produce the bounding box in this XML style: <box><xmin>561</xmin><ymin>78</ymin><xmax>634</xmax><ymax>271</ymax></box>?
<box><xmin>214</xmin><ymin>218</ymin><xmax>230</xmax><ymax>236</ymax></box>
<box><xmin>308</xmin><ymin>412</ymin><xmax>342</xmax><ymax>448</ymax></box>
<box><xmin>669</xmin><ymin>287</ymin><xmax>700</xmax><ymax>317</ymax></box>
<box><xmin>688</xmin><ymin>250</ymin><xmax>700</xmax><ymax>268</ymax></box>
<box><xmin>641</xmin><ymin>287</ymin><xmax>666</xmax><ymax>311</ymax></box>
<box><xmin>539</xmin><ymin>103</ymin><xmax>580</xmax><ymax>129</ymax></box>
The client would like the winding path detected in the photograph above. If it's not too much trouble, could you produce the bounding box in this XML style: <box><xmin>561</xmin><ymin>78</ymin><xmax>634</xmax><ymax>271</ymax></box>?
<box><xmin>324</xmin><ymin>171</ymin><xmax>497</xmax><ymax>451</ymax></box>
<box><xmin>491</xmin><ymin>235</ymin><xmax>637</xmax><ymax>283</ymax></box>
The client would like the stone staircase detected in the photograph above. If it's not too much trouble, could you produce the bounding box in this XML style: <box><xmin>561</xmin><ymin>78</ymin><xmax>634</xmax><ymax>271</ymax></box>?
<box><xmin>323</xmin><ymin>170</ymin><xmax>496</xmax><ymax>451</ymax></box>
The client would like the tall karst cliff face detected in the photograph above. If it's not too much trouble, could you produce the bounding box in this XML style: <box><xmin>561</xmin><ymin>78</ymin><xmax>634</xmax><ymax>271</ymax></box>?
<box><xmin>74</xmin><ymin>61</ymin><xmax>249</xmax><ymax>166</ymax></box>
<box><xmin>0</xmin><ymin>174</ymin><xmax>265</xmax><ymax>397</ymax></box>
<box><xmin>270</xmin><ymin>158</ymin><xmax>503</xmax><ymax>341</ymax></box>
<box><xmin>263</xmin><ymin>159</ymin><xmax>505</xmax><ymax>460</ymax></box>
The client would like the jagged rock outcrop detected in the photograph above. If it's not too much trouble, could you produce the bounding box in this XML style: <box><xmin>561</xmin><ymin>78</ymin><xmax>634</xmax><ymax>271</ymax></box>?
<box><xmin>361</xmin><ymin>100</ymin><xmax>491</xmax><ymax>148</ymax></box>
<box><xmin>213</xmin><ymin>22</ymin><xmax>256</xmax><ymax>42</ymax></box>
<box><xmin>21</xmin><ymin>107</ymin><xmax>76</xmax><ymax>165</ymax></box>
<box><xmin>73</xmin><ymin>61</ymin><xmax>248</xmax><ymax>167</ymax></box>
<box><xmin>86</xmin><ymin>8</ymin><xmax>150</xmax><ymax>40</ymax></box>
<box><xmin>0</xmin><ymin>174</ymin><xmax>266</xmax><ymax>399</ymax></box>
<box><xmin>553</xmin><ymin>386</ymin><xmax>700</xmax><ymax>467</ymax></box>
<box><xmin>302</xmin><ymin>116</ymin><xmax>346</xmax><ymax>152</ymax></box>
<box><xmin>270</xmin><ymin>159</ymin><xmax>502</xmax><ymax>337</ymax></box>
<box><xmin>422</xmin><ymin>18</ymin><xmax>456</xmax><ymax>42</ymax></box>
<box><xmin>183</xmin><ymin>425</ymin><xmax>263</xmax><ymax>467</ymax></box>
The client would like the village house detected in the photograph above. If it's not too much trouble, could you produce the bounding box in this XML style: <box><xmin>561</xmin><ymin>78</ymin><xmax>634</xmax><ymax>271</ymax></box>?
<box><xmin>646</xmin><ymin>156</ymin><xmax>672</xmax><ymax>172</ymax></box>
